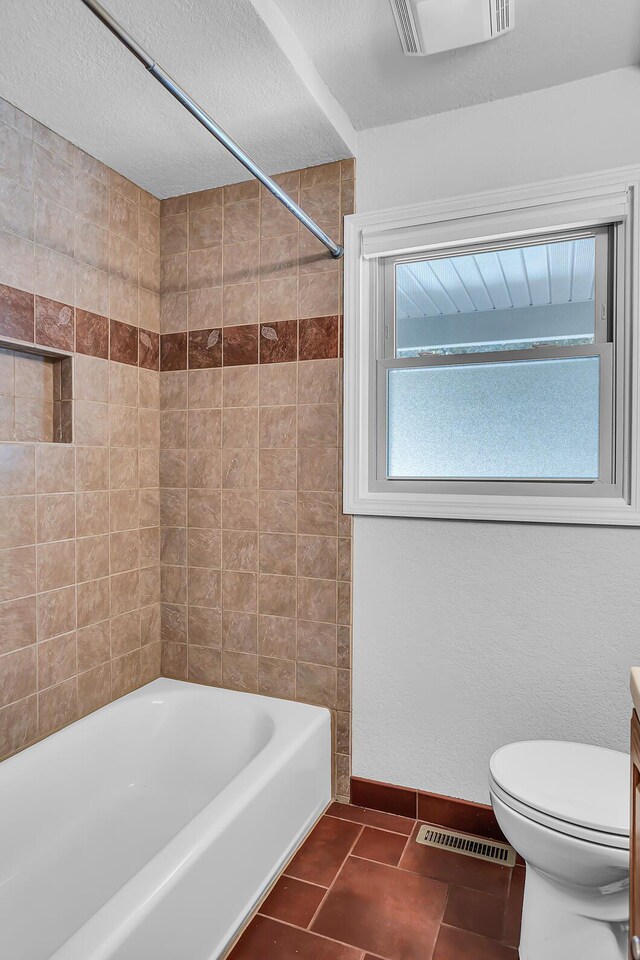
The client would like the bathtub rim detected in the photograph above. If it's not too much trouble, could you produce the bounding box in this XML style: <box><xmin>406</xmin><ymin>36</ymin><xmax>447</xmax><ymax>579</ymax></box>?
<box><xmin>2</xmin><ymin>678</ymin><xmax>331</xmax><ymax>960</ymax></box>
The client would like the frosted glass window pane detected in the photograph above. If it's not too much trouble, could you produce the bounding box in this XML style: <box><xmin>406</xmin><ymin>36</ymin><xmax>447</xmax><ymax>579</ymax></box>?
<box><xmin>395</xmin><ymin>238</ymin><xmax>596</xmax><ymax>357</ymax></box>
<box><xmin>387</xmin><ymin>357</ymin><xmax>600</xmax><ymax>479</ymax></box>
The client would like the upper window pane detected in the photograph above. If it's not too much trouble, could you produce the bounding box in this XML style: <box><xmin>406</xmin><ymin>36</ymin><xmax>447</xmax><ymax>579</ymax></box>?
<box><xmin>395</xmin><ymin>237</ymin><xmax>596</xmax><ymax>357</ymax></box>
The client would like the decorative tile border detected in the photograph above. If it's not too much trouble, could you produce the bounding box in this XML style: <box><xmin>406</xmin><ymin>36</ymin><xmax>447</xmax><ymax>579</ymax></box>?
<box><xmin>35</xmin><ymin>297</ymin><xmax>74</xmax><ymax>352</ymax></box>
<box><xmin>0</xmin><ymin>282</ymin><xmax>160</xmax><ymax>369</ymax></box>
<box><xmin>350</xmin><ymin>776</ymin><xmax>507</xmax><ymax>842</ymax></box>
<box><xmin>0</xmin><ymin>284</ymin><xmax>34</xmax><ymax>342</ymax></box>
<box><xmin>160</xmin><ymin>331</ymin><xmax>187</xmax><ymax>371</ymax></box>
<box><xmin>188</xmin><ymin>327</ymin><xmax>222</xmax><ymax>369</ymax></box>
<box><xmin>260</xmin><ymin>320</ymin><xmax>297</xmax><ymax>364</ymax></box>
<box><xmin>157</xmin><ymin>315</ymin><xmax>341</xmax><ymax>371</ymax></box>
<box><xmin>76</xmin><ymin>310</ymin><xmax>109</xmax><ymax>359</ymax></box>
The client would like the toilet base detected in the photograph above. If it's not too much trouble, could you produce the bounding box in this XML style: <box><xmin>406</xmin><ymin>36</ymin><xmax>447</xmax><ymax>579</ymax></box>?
<box><xmin>519</xmin><ymin>866</ymin><xmax>628</xmax><ymax>960</ymax></box>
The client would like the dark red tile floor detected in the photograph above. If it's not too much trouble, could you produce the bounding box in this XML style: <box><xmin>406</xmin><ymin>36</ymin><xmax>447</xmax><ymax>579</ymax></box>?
<box><xmin>229</xmin><ymin>801</ymin><xmax>524</xmax><ymax>960</ymax></box>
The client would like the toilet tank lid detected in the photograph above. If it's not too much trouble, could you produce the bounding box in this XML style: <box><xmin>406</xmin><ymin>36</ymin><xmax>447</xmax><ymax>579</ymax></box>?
<box><xmin>489</xmin><ymin>740</ymin><xmax>630</xmax><ymax>836</ymax></box>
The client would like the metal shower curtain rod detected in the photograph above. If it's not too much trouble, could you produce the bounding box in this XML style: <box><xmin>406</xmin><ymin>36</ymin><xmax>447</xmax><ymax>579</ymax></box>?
<box><xmin>79</xmin><ymin>0</ymin><xmax>344</xmax><ymax>259</ymax></box>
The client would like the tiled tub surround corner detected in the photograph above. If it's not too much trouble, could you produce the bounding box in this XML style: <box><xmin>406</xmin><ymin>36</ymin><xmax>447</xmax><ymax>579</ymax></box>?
<box><xmin>0</xmin><ymin>97</ymin><xmax>161</xmax><ymax>759</ymax></box>
<box><xmin>158</xmin><ymin>161</ymin><xmax>354</xmax><ymax>798</ymax></box>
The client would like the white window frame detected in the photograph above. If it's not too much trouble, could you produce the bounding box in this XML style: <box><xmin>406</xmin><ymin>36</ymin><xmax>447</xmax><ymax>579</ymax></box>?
<box><xmin>343</xmin><ymin>167</ymin><xmax>640</xmax><ymax>524</ymax></box>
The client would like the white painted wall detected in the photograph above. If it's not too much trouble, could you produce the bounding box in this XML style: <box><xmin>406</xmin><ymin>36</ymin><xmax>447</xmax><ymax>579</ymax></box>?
<box><xmin>352</xmin><ymin>67</ymin><xmax>640</xmax><ymax>803</ymax></box>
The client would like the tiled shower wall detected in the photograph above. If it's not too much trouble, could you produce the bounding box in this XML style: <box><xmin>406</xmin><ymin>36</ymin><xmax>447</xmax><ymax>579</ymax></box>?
<box><xmin>0</xmin><ymin>97</ymin><xmax>161</xmax><ymax>760</ymax></box>
<box><xmin>0</xmin><ymin>94</ymin><xmax>353</xmax><ymax>797</ymax></box>
<box><xmin>158</xmin><ymin>163</ymin><xmax>353</xmax><ymax>798</ymax></box>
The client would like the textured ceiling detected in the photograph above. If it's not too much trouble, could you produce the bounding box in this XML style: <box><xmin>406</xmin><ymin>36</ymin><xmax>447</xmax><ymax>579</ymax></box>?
<box><xmin>276</xmin><ymin>0</ymin><xmax>640</xmax><ymax>129</ymax></box>
<box><xmin>0</xmin><ymin>0</ymin><xmax>353</xmax><ymax>198</ymax></box>
<box><xmin>1</xmin><ymin>0</ymin><xmax>638</xmax><ymax>198</ymax></box>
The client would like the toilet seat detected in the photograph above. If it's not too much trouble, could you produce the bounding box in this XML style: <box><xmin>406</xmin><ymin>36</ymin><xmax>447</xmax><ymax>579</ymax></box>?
<box><xmin>490</xmin><ymin>777</ymin><xmax>629</xmax><ymax>849</ymax></box>
<box><xmin>489</xmin><ymin>740</ymin><xmax>629</xmax><ymax>850</ymax></box>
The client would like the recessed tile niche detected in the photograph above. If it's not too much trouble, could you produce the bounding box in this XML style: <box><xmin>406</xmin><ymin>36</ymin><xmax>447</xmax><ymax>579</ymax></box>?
<box><xmin>0</xmin><ymin>343</ymin><xmax>72</xmax><ymax>444</ymax></box>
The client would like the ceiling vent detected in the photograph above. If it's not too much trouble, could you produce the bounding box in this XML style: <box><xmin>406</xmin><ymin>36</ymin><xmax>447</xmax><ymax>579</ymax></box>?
<box><xmin>390</xmin><ymin>0</ymin><xmax>514</xmax><ymax>57</ymax></box>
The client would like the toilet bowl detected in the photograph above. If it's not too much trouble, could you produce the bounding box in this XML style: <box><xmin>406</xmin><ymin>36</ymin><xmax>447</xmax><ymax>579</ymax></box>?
<box><xmin>489</xmin><ymin>741</ymin><xmax>629</xmax><ymax>960</ymax></box>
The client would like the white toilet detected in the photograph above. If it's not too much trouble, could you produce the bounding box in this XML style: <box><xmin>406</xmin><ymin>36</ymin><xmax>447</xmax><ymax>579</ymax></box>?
<box><xmin>489</xmin><ymin>740</ymin><xmax>629</xmax><ymax>960</ymax></box>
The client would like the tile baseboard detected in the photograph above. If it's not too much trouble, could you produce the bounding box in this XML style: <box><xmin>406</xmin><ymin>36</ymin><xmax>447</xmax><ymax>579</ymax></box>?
<box><xmin>350</xmin><ymin>776</ymin><xmax>507</xmax><ymax>843</ymax></box>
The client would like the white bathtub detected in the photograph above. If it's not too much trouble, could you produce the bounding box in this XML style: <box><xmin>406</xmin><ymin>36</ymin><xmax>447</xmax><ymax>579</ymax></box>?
<box><xmin>0</xmin><ymin>678</ymin><xmax>331</xmax><ymax>960</ymax></box>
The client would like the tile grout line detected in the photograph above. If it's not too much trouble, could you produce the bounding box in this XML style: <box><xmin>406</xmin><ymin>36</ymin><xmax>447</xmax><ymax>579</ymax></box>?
<box><xmin>324</xmin><ymin>808</ymin><xmax>415</xmax><ymax>837</ymax></box>
<box><xmin>252</xmin><ymin>910</ymin><xmax>379</xmax><ymax>957</ymax></box>
<box><xmin>256</xmin><ymin>186</ymin><xmax>262</xmax><ymax>697</ymax></box>
<box><xmin>303</xmin><ymin>821</ymin><xmax>365</xmax><ymax>931</ymax></box>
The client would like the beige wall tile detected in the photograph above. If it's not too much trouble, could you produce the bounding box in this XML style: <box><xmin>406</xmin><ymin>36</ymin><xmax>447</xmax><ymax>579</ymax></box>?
<box><xmin>75</xmin><ymin>491</ymin><xmax>109</xmax><ymax>538</ymax></box>
<box><xmin>258</xmin><ymin>573</ymin><xmax>296</xmax><ymax>619</ymax></box>
<box><xmin>259</xmin><ymin>491</ymin><xmax>297</xmax><ymax>534</ymax></box>
<box><xmin>258</xmin><ymin>656</ymin><xmax>295</xmax><ymax>699</ymax></box>
<box><xmin>297</xmin><ymin>535</ymin><xmax>337</xmax><ymax>580</ymax></box>
<box><xmin>221</xmin><ymin>490</ymin><xmax>257</xmax><ymax>531</ymax></box>
<box><xmin>0</xmin><ymin>444</ymin><xmax>35</xmax><ymax>496</ymax></box>
<box><xmin>222</xmin><ymin>570</ymin><xmax>256</xmax><ymax>613</ymax></box>
<box><xmin>259</xmin><ymin>277</ymin><xmax>297</xmax><ymax>323</ymax></box>
<box><xmin>36</xmin><ymin>444</ymin><xmax>74</xmax><ymax>493</ymax></box>
<box><xmin>0</xmin><ymin>595</ymin><xmax>36</xmax><ymax>656</ymax></box>
<box><xmin>187</xmin><ymin>528</ymin><xmax>221</xmax><ymax>568</ymax></box>
<box><xmin>0</xmin><ymin>645</ymin><xmax>37</xmax><ymax>707</ymax></box>
<box><xmin>37</xmin><ymin>585</ymin><xmax>76</xmax><ymax>641</ymax></box>
<box><xmin>259</xmin><ymin>362</ymin><xmax>297</xmax><ymax>406</ymax></box>
<box><xmin>223</xmin><ymin>366</ymin><xmax>258</xmax><ymax>408</ymax></box>
<box><xmin>109</xmin><ymin>361</ymin><xmax>138</xmax><ymax>407</ymax></box>
<box><xmin>260</xmin><ymin>405</ymin><xmax>296</xmax><ymax>448</ymax></box>
<box><xmin>0</xmin><ymin>122</ymin><xmax>33</xmax><ymax>187</ymax></box>
<box><xmin>37</xmin><ymin>538</ymin><xmax>75</xmax><ymax>592</ymax></box>
<box><xmin>75</xmin><ymin>215</ymin><xmax>109</xmax><ymax>271</ymax></box>
<box><xmin>259</xmin><ymin>533</ymin><xmax>296</xmax><ymax>576</ymax></box>
<box><xmin>0</xmin><ymin>229</ymin><xmax>34</xmax><ymax>291</ymax></box>
<box><xmin>0</xmin><ymin>174</ymin><xmax>33</xmax><ymax>240</ymax></box>
<box><xmin>35</xmin><ymin>244</ymin><xmax>74</xmax><ymax>303</ymax></box>
<box><xmin>74</xmin><ymin>355</ymin><xmax>109</xmax><ymax>402</ymax></box>
<box><xmin>0</xmin><ymin>546</ymin><xmax>36</xmax><ymax>602</ymax></box>
<box><xmin>222</xmin><ymin>407</ymin><xmax>257</xmax><ymax>447</ymax></box>
<box><xmin>188</xmin><ymin>567</ymin><xmax>221</xmax><ymax>608</ymax></box>
<box><xmin>187</xmin><ymin>645</ymin><xmax>221</xmax><ymax>685</ymax></box>
<box><xmin>0</xmin><ymin>695</ymin><xmax>37</xmax><ymax>758</ymax></box>
<box><xmin>296</xmin><ymin>661</ymin><xmax>336</xmax><ymax>709</ymax></box>
<box><xmin>0</xmin><ymin>496</ymin><xmax>35</xmax><ymax>550</ymax></box>
<box><xmin>222</xmin><ymin>611</ymin><xmax>256</xmax><ymax>654</ymax></box>
<box><xmin>297</xmin><ymin>620</ymin><xmax>337</xmax><ymax>666</ymax></box>
<box><xmin>0</xmin><ymin>105</ymin><xmax>162</xmax><ymax>751</ymax></box>
<box><xmin>259</xmin><ymin>449</ymin><xmax>297</xmax><ymax>491</ymax></box>
<box><xmin>187</xmin><ymin>286</ymin><xmax>222</xmax><ymax>330</ymax></box>
<box><xmin>38</xmin><ymin>631</ymin><xmax>76</xmax><ymax>689</ymax></box>
<box><xmin>188</xmin><ymin>408</ymin><xmax>221</xmax><ymax>449</ymax></box>
<box><xmin>187</xmin><ymin>605</ymin><xmax>221</xmax><ymax>648</ymax></box>
<box><xmin>15</xmin><ymin>357</ymin><xmax>53</xmax><ymax>401</ymax></box>
<box><xmin>222</xmin><ymin>282</ymin><xmax>258</xmax><ymax>326</ymax></box>
<box><xmin>35</xmin><ymin>195</ymin><xmax>74</xmax><ymax>258</ymax></box>
<box><xmin>111</xmin><ymin>649</ymin><xmax>141</xmax><ymax>699</ymax></box>
<box><xmin>222</xmin><ymin>448</ymin><xmax>257</xmax><ymax>489</ymax></box>
<box><xmin>76</xmin><ymin>535</ymin><xmax>109</xmax><ymax>583</ymax></box>
<box><xmin>297</xmin><ymin>577</ymin><xmax>337</xmax><ymax>624</ymax></box>
<box><xmin>222</xmin><ymin>530</ymin><xmax>257</xmax><ymax>573</ymax></box>
<box><xmin>77</xmin><ymin>619</ymin><xmax>110</xmax><ymax>671</ymax></box>
<box><xmin>222</xmin><ymin>650</ymin><xmax>257</xmax><ymax>693</ymax></box>
<box><xmin>75</xmin><ymin>400</ymin><xmax>109</xmax><ymax>446</ymax></box>
<box><xmin>111</xmin><ymin>609</ymin><xmax>140</xmax><ymax>657</ymax></box>
<box><xmin>257</xmin><ymin>614</ymin><xmax>296</xmax><ymax>659</ymax></box>
<box><xmin>189</xmin><ymin>205</ymin><xmax>222</xmax><ymax>250</ymax></box>
<box><xmin>77</xmin><ymin>661</ymin><xmax>111</xmax><ymax>717</ymax></box>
